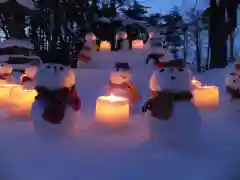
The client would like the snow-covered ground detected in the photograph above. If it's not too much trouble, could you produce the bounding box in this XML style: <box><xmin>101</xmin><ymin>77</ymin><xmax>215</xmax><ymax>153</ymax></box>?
<box><xmin>0</xmin><ymin>59</ymin><xmax>239</xmax><ymax>180</ymax></box>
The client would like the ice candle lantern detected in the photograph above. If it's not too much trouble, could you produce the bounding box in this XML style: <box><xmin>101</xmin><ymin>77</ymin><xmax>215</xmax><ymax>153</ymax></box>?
<box><xmin>192</xmin><ymin>85</ymin><xmax>219</xmax><ymax>109</ymax></box>
<box><xmin>100</xmin><ymin>41</ymin><xmax>111</xmax><ymax>51</ymax></box>
<box><xmin>9</xmin><ymin>86</ymin><xmax>37</xmax><ymax>115</ymax></box>
<box><xmin>95</xmin><ymin>94</ymin><xmax>130</xmax><ymax>125</ymax></box>
<box><xmin>0</xmin><ymin>84</ymin><xmax>20</xmax><ymax>107</ymax></box>
<box><xmin>132</xmin><ymin>40</ymin><xmax>144</xmax><ymax>49</ymax></box>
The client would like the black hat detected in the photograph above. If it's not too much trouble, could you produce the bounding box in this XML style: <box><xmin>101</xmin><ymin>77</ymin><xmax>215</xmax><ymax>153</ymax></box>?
<box><xmin>115</xmin><ymin>62</ymin><xmax>131</xmax><ymax>70</ymax></box>
<box><xmin>146</xmin><ymin>53</ymin><xmax>164</xmax><ymax>65</ymax></box>
<box><xmin>44</xmin><ymin>49</ymin><xmax>70</xmax><ymax>66</ymax></box>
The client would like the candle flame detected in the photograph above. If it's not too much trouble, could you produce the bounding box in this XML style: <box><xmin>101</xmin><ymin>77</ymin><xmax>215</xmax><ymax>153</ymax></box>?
<box><xmin>191</xmin><ymin>77</ymin><xmax>202</xmax><ymax>87</ymax></box>
<box><xmin>99</xmin><ymin>93</ymin><xmax>127</xmax><ymax>102</ymax></box>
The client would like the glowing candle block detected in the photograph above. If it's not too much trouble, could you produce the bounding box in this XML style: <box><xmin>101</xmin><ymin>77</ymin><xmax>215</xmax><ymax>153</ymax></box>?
<box><xmin>95</xmin><ymin>94</ymin><xmax>130</xmax><ymax>125</ymax></box>
<box><xmin>192</xmin><ymin>86</ymin><xmax>219</xmax><ymax>109</ymax></box>
<box><xmin>9</xmin><ymin>86</ymin><xmax>37</xmax><ymax>116</ymax></box>
<box><xmin>132</xmin><ymin>40</ymin><xmax>144</xmax><ymax>49</ymax></box>
<box><xmin>100</xmin><ymin>41</ymin><xmax>111</xmax><ymax>51</ymax></box>
<box><xmin>0</xmin><ymin>84</ymin><xmax>20</xmax><ymax>106</ymax></box>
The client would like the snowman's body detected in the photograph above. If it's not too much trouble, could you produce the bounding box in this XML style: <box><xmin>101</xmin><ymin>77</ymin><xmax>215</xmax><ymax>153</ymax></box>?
<box><xmin>31</xmin><ymin>63</ymin><xmax>81</xmax><ymax>136</ymax></box>
<box><xmin>150</xmin><ymin>100</ymin><xmax>201</xmax><ymax>146</ymax></box>
<box><xmin>21</xmin><ymin>66</ymin><xmax>38</xmax><ymax>89</ymax></box>
<box><xmin>144</xmin><ymin>60</ymin><xmax>201</xmax><ymax>146</ymax></box>
<box><xmin>31</xmin><ymin>99</ymin><xmax>77</xmax><ymax>137</ymax></box>
<box><xmin>0</xmin><ymin>64</ymin><xmax>16</xmax><ymax>84</ymax></box>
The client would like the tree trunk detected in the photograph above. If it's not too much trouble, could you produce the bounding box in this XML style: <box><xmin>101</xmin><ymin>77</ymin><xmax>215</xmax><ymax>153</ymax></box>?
<box><xmin>229</xmin><ymin>32</ymin><xmax>234</xmax><ymax>61</ymax></box>
<box><xmin>209</xmin><ymin>0</ymin><xmax>228</xmax><ymax>69</ymax></box>
<box><xmin>7</xmin><ymin>14</ymin><xmax>26</xmax><ymax>39</ymax></box>
<box><xmin>196</xmin><ymin>20</ymin><xmax>201</xmax><ymax>72</ymax></box>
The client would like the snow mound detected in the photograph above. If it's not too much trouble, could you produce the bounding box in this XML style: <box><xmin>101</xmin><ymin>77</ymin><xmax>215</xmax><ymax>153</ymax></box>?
<box><xmin>0</xmin><ymin>0</ymin><xmax>36</xmax><ymax>10</ymax></box>
<box><xmin>0</xmin><ymin>39</ymin><xmax>34</xmax><ymax>49</ymax></box>
<box><xmin>16</xmin><ymin>0</ymin><xmax>36</xmax><ymax>10</ymax></box>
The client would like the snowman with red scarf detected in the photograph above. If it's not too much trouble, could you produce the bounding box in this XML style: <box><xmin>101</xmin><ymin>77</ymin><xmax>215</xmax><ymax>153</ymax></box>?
<box><xmin>30</xmin><ymin>50</ymin><xmax>81</xmax><ymax>136</ymax></box>
<box><xmin>142</xmin><ymin>59</ymin><xmax>201</xmax><ymax>147</ymax></box>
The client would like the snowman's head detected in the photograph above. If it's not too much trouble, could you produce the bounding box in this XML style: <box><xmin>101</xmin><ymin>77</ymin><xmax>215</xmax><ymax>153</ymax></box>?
<box><xmin>226</xmin><ymin>63</ymin><xmax>240</xmax><ymax>90</ymax></box>
<box><xmin>110</xmin><ymin>62</ymin><xmax>132</xmax><ymax>85</ymax></box>
<box><xmin>35</xmin><ymin>63</ymin><xmax>75</xmax><ymax>90</ymax></box>
<box><xmin>149</xmin><ymin>60</ymin><xmax>192</xmax><ymax>92</ymax></box>
<box><xmin>25</xmin><ymin>66</ymin><xmax>38</xmax><ymax>79</ymax></box>
<box><xmin>85</xmin><ymin>32</ymin><xmax>96</xmax><ymax>42</ymax></box>
<box><xmin>0</xmin><ymin>64</ymin><xmax>12</xmax><ymax>75</ymax></box>
<box><xmin>226</xmin><ymin>72</ymin><xmax>240</xmax><ymax>90</ymax></box>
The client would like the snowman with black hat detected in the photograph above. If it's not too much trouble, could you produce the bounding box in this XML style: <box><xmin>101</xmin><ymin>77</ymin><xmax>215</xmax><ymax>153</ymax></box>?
<box><xmin>107</xmin><ymin>62</ymin><xmax>141</xmax><ymax>106</ymax></box>
<box><xmin>142</xmin><ymin>58</ymin><xmax>201</xmax><ymax>147</ymax></box>
<box><xmin>30</xmin><ymin>50</ymin><xmax>81</xmax><ymax>136</ymax></box>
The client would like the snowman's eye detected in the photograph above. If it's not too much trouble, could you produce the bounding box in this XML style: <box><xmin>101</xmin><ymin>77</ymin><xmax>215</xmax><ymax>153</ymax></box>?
<box><xmin>230</xmin><ymin>73</ymin><xmax>235</xmax><ymax>76</ymax></box>
<box><xmin>59</xmin><ymin>67</ymin><xmax>64</xmax><ymax>71</ymax></box>
<box><xmin>159</xmin><ymin>69</ymin><xmax>164</xmax><ymax>72</ymax></box>
<box><xmin>46</xmin><ymin>66</ymin><xmax>51</xmax><ymax>69</ymax></box>
<box><xmin>116</xmin><ymin>68</ymin><xmax>120</xmax><ymax>71</ymax></box>
<box><xmin>0</xmin><ymin>65</ymin><xmax>3</xmax><ymax>67</ymax></box>
<box><xmin>178</xmin><ymin>68</ymin><xmax>184</xmax><ymax>72</ymax></box>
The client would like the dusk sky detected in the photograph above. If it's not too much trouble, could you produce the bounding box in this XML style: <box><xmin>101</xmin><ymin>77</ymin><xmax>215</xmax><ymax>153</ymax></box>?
<box><xmin>141</xmin><ymin>0</ymin><xmax>208</xmax><ymax>14</ymax></box>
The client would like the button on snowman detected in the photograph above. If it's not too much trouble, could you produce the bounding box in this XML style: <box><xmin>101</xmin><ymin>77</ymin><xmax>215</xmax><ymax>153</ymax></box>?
<box><xmin>142</xmin><ymin>59</ymin><xmax>202</xmax><ymax>147</ymax></box>
<box><xmin>20</xmin><ymin>66</ymin><xmax>38</xmax><ymax>89</ymax></box>
<box><xmin>31</xmin><ymin>50</ymin><xmax>81</xmax><ymax>136</ymax></box>
<box><xmin>107</xmin><ymin>62</ymin><xmax>141</xmax><ymax>105</ymax></box>
<box><xmin>0</xmin><ymin>64</ymin><xmax>16</xmax><ymax>84</ymax></box>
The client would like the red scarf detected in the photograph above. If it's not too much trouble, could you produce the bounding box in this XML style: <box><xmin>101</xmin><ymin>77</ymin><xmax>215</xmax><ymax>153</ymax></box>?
<box><xmin>0</xmin><ymin>73</ymin><xmax>11</xmax><ymax>80</ymax></box>
<box><xmin>35</xmin><ymin>86</ymin><xmax>81</xmax><ymax>124</ymax></box>
<box><xmin>108</xmin><ymin>81</ymin><xmax>131</xmax><ymax>90</ymax></box>
<box><xmin>21</xmin><ymin>76</ymin><xmax>33</xmax><ymax>84</ymax></box>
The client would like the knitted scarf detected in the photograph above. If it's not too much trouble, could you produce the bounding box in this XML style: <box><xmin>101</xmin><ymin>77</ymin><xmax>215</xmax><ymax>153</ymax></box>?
<box><xmin>35</xmin><ymin>86</ymin><xmax>81</xmax><ymax>124</ymax></box>
<box><xmin>0</xmin><ymin>73</ymin><xmax>11</xmax><ymax>80</ymax></box>
<box><xmin>21</xmin><ymin>75</ymin><xmax>33</xmax><ymax>84</ymax></box>
<box><xmin>108</xmin><ymin>81</ymin><xmax>131</xmax><ymax>90</ymax></box>
<box><xmin>142</xmin><ymin>91</ymin><xmax>192</xmax><ymax>119</ymax></box>
<box><xmin>226</xmin><ymin>86</ymin><xmax>240</xmax><ymax>98</ymax></box>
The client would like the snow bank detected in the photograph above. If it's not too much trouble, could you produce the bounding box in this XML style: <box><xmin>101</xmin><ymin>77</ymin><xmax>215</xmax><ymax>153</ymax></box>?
<box><xmin>0</xmin><ymin>39</ymin><xmax>34</xmax><ymax>49</ymax></box>
<box><xmin>0</xmin><ymin>66</ymin><xmax>238</xmax><ymax>180</ymax></box>
<box><xmin>83</xmin><ymin>50</ymin><xmax>153</xmax><ymax>70</ymax></box>
<box><xmin>16</xmin><ymin>0</ymin><xmax>36</xmax><ymax>10</ymax></box>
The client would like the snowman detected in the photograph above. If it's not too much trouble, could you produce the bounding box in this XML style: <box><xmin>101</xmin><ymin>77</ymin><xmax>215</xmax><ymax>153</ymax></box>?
<box><xmin>0</xmin><ymin>63</ymin><xmax>16</xmax><ymax>84</ymax></box>
<box><xmin>226</xmin><ymin>62</ymin><xmax>240</xmax><ymax>99</ymax></box>
<box><xmin>107</xmin><ymin>62</ymin><xmax>141</xmax><ymax>105</ymax></box>
<box><xmin>20</xmin><ymin>66</ymin><xmax>38</xmax><ymax>89</ymax></box>
<box><xmin>85</xmin><ymin>32</ymin><xmax>97</xmax><ymax>50</ymax></box>
<box><xmin>77</xmin><ymin>33</ymin><xmax>97</xmax><ymax>67</ymax></box>
<box><xmin>142</xmin><ymin>59</ymin><xmax>201</xmax><ymax>147</ymax></box>
<box><xmin>30</xmin><ymin>51</ymin><xmax>81</xmax><ymax>136</ymax></box>
<box><xmin>115</xmin><ymin>31</ymin><xmax>128</xmax><ymax>50</ymax></box>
